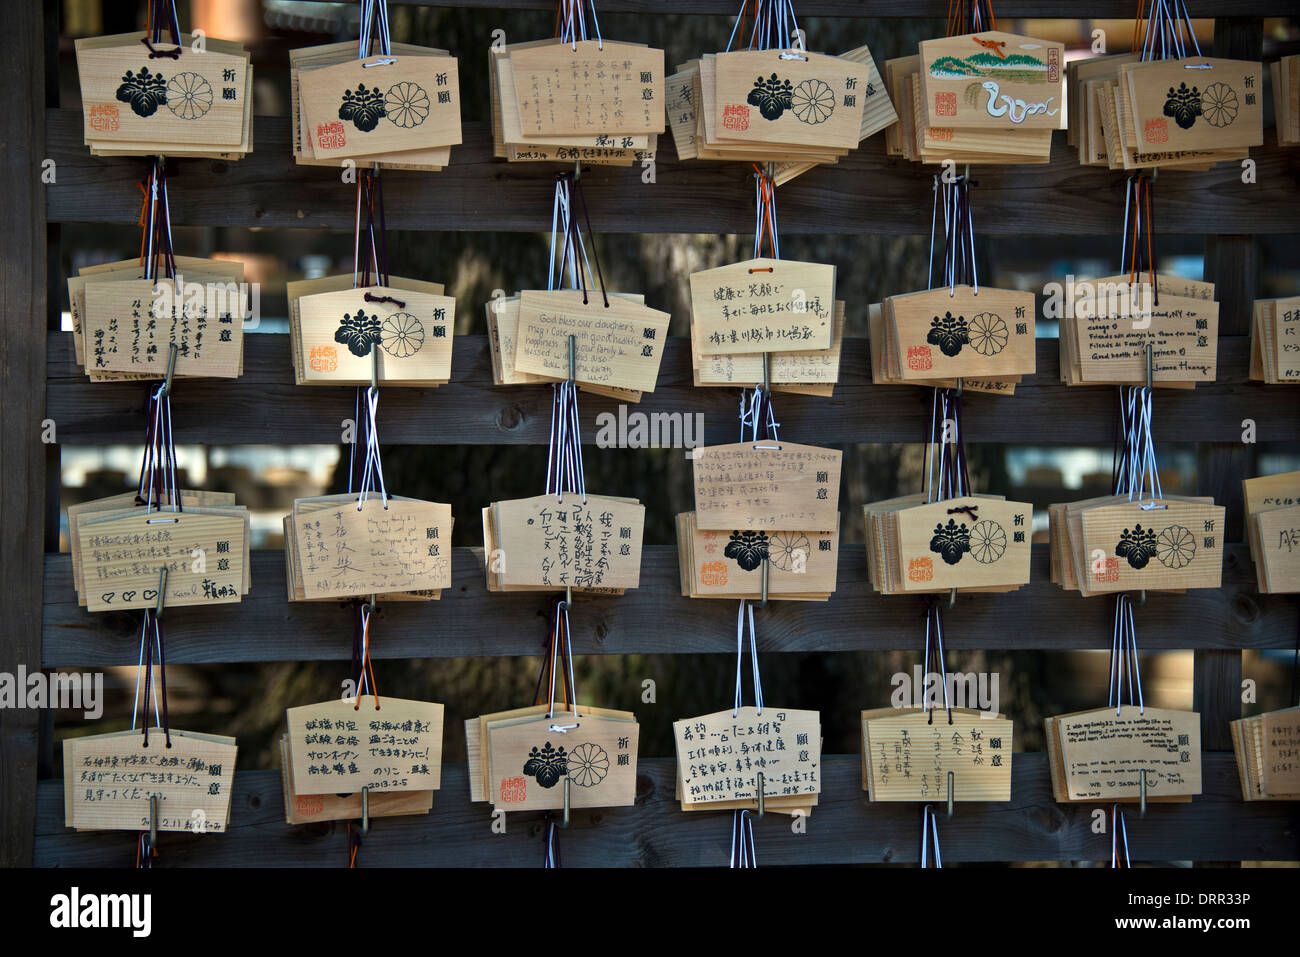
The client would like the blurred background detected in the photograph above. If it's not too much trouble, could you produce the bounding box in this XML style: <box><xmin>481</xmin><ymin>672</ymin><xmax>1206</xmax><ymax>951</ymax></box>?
<box><xmin>48</xmin><ymin>0</ymin><xmax>1300</xmax><ymax>840</ymax></box>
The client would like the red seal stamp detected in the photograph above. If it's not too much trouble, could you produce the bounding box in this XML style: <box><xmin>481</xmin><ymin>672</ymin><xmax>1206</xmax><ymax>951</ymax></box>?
<box><xmin>295</xmin><ymin>796</ymin><xmax>324</xmax><ymax>816</ymax></box>
<box><xmin>907</xmin><ymin>345</ymin><xmax>933</xmax><ymax>371</ymax></box>
<box><xmin>316</xmin><ymin>121</ymin><xmax>347</xmax><ymax>150</ymax></box>
<box><xmin>310</xmin><ymin>346</ymin><xmax>338</xmax><ymax>373</ymax></box>
<box><xmin>499</xmin><ymin>776</ymin><xmax>527</xmax><ymax>803</ymax></box>
<box><xmin>701</xmin><ymin>561</ymin><xmax>728</xmax><ymax>586</ymax></box>
<box><xmin>935</xmin><ymin>92</ymin><xmax>957</xmax><ymax>117</ymax></box>
<box><xmin>1144</xmin><ymin>118</ymin><xmax>1168</xmax><ymax>144</ymax></box>
<box><xmin>908</xmin><ymin>557</ymin><xmax>934</xmax><ymax>582</ymax></box>
<box><xmin>89</xmin><ymin>104</ymin><xmax>120</xmax><ymax>132</ymax></box>
<box><xmin>722</xmin><ymin>104</ymin><xmax>749</xmax><ymax>131</ymax></box>
<box><xmin>1095</xmin><ymin>556</ymin><xmax>1120</xmax><ymax>583</ymax></box>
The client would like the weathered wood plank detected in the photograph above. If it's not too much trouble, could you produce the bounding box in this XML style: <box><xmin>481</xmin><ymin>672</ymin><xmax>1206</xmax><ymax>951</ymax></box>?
<box><xmin>33</xmin><ymin>753</ymin><xmax>1300</xmax><ymax>866</ymax></box>
<box><xmin>332</xmin><ymin>1</ymin><xmax>1300</xmax><ymax>15</ymax></box>
<box><xmin>44</xmin><ymin>111</ymin><xmax>1300</xmax><ymax>235</ymax></box>
<box><xmin>0</xmin><ymin>0</ymin><xmax>48</xmax><ymax>868</ymax></box>
<box><xmin>46</xmin><ymin>334</ymin><xmax>1299</xmax><ymax>445</ymax></box>
<box><xmin>42</xmin><ymin>544</ymin><xmax>1297</xmax><ymax>666</ymax></box>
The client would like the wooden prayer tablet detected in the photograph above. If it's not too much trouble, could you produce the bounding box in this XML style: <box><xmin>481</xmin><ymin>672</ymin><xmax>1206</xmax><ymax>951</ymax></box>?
<box><xmin>82</xmin><ymin>277</ymin><xmax>245</xmax><ymax>379</ymax></box>
<box><xmin>1044</xmin><ymin>706</ymin><xmax>1200</xmax><ymax>803</ymax></box>
<box><xmin>79</xmin><ymin>506</ymin><xmax>249</xmax><ymax>612</ymax></box>
<box><xmin>868</xmin><ymin>302</ymin><xmax>1019</xmax><ymax>394</ymax></box>
<box><xmin>291</xmin><ymin>497</ymin><xmax>452</xmax><ymax>600</ymax></box>
<box><xmin>1123</xmin><ymin>58</ymin><xmax>1263</xmax><ymax>154</ymax></box>
<box><xmin>886</xmin><ymin>285</ymin><xmax>1035</xmax><ymax>380</ymax></box>
<box><xmin>1078</xmin><ymin>499</ymin><xmax>1225</xmax><ymax>594</ymax></box>
<box><xmin>689</xmin><ymin>258</ymin><xmax>835</xmax><ymax>355</ymax></box>
<box><xmin>76</xmin><ymin>33</ymin><xmax>252</xmax><ymax>156</ymax></box>
<box><xmin>490</xmin><ymin>494</ymin><xmax>645</xmax><ymax>591</ymax></box>
<box><xmin>279</xmin><ymin>735</ymin><xmax>433</xmax><ymax>824</ymax></box>
<box><xmin>674</xmin><ymin>707</ymin><xmax>821</xmax><ymax>806</ymax></box>
<box><xmin>920</xmin><ymin>32</ymin><xmax>1066</xmax><ymax>131</ymax></box>
<box><xmin>512</xmin><ymin>289</ymin><xmax>670</xmax><ymax>393</ymax></box>
<box><xmin>692</xmin><ymin>441</ymin><xmax>842</xmax><ymax>532</ymax></box>
<box><xmin>893</xmin><ymin>496</ymin><xmax>1033</xmax><ymax>592</ymax></box>
<box><xmin>861</xmin><ymin>708</ymin><xmax>1013</xmax><ymax>802</ymax></box>
<box><xmin>694</xmin><ymin>300</ymin><xmax>845</xmax><ymax>388</ymax></box>
<box><xmin>1272</xmin><ymin>55</ymin><xmax>1300</xmax><ymax>147</ymax></box>
<box><xmin>1243</xmin><ymin>471</ymin><xmax>1300</xmax><ymax>593</ymax></box>
<box><xmin>676</xmin><ymin>511</ymin><xmax>839</xmax><ymax>601</ymax></box>
<box><xmin>510</xmin><ymin>40</ymin><xmax>665</xmax><ymax>136</ymax></box>
<box><xmin>285</xmin><ymin>696</ymin><xmax>444</xmax><ymax>794</ymax></box>
<box><xmin>63</xmin><ymin>729</ymin><xmax>237</xmax><ymax>832</ymax></box>
<box><xmin>1248</xmin><ymin>297</ymin><xmax>1300</xmax><ymax>384</ymax></box>
<box><xmin>298</xmin><ymin>53</ymin><xmax>462</xmax><ymax>160</ymax></box>
<box><xmin>295</xmin><ymin>285</ymin><xmax>454</xmax><ymax>386</ymax></box>
<box><xmin>484</xmin><ymin>711</ymin><xmax>639</xmax><ymax>812</ymax></box>
<box><xmin>1230</xmin><ymin>708</ymin><xmax>1300</xmax><ymax>801</ymax></box>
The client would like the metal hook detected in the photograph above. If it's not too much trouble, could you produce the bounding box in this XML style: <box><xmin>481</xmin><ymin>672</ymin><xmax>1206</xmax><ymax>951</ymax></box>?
<box><xmin>1144</xmin><ymin>342</ymin><xmax>1153</xmax><ymax>392</ymax></box>
<box><xmin>154</xmin><ymin>567</ymin><xmax>167</xmax><ymax>617</ymax></box>
<box><xmin>946</xmin><ymin>770</ymin><xmax>955</xmax><ymax>820</ymax></box>
<box><xmin>370</xmin><ymin>342</ymin><xmax>379</xmax><ymax>395</ymax></box>
<box><xmin>761</xmin><ymin>351</ymin><xmax>770</xmax><ymax>393</ymax></box>
<box><xmin>1132</xmin><ymin>589</ymin><xmax>1147</xmax><ymax>607</ymax></box>
<box><xmin>1138</xmin><ymin>768</ymin><xmax>1147</xmax><ymax>818</ymax></box>
<box><xmin>148</xmin><ymin>794</ymin><xmax>158</xmax><ymax>850</ymax></box>
<box><xmin>567</xmin><ymin>334</ymin><xmax>576</xmax><ymax>385</ymax></box>
<box><xmin>361</xmin><ymin>785</ymin><xmax>371</xmax><ymax>835</ymax></box>
<box><xmin>755</xmin><ymin>771</ymin><xmax>766</xmax><ymax>821</ymax></box>
<box><xmin>756</xmin><ymin>558</ymin><xmax>770</xmax><ymax>609</ymax></box>
<box><xmin>557</xmin><ymin>776</ymin><xmax>571</xmax><ymax>828</ymax></box>
<box><xmin>954</xmin><ymin>377</ymin><xmax>963</xmax><ymax>397</ymax></box>
<box><xmin>573</xmin><ymin>159</ymin><xmax>582</xmax><ymax>182</ymax></box>
<box><xmin>947</xmin><ymin>588</ymin><xmax>957</xmax><ymax>609</ymax></box>
<box><xmin>157</xmin><ymin>342</ymin><xmax>178</xmax><ymax>398</ymax></box>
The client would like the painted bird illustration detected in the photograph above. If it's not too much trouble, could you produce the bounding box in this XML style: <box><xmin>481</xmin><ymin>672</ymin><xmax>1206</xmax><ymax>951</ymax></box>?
<box><xmin>971</xmin><ymin>36</ymin><xmax>1008</xmax><ymax>58</ymax></box>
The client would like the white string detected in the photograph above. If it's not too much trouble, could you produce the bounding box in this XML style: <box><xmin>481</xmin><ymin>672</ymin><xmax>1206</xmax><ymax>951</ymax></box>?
<box><xmin>920</xmin><ymin>805</ymin><xmax>943</xmax><ymax>868</ymax></box>
<box><xmin>732</xmin><ymin>600</ymin><xmax>764</xmax><ymax>716</ymax></box>
<box><xmin>1111</xmin><ymin>805</ymin><xmax>1131</xmax><ymax>867</ymax></box>
<box><xmin>730</xmin><ymin>809</ymin><xmax>757</xmax><ymax>867</ymax></box>
<box><xmin>355</xmin><ymin>386</ymin><xmax>388</xmax><ymax>509</ymax></box>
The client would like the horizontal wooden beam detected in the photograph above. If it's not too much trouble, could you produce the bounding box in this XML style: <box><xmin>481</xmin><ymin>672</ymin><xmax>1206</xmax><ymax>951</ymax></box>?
<box><xmin>332</xmin><ymin>1</ymin><xmax>1299</xmax><ymax>17</ymax></box>
<box><xmin>33</xmin><ymin>753</ymin><xmax>1300</xmax><ymax>865</ymax></box>
<box><xmin>45</xmin><ymin>111</ymin><xmax>1300</xmax><ymax>235</ymax></box>
<box><xmin>42</xmin><ymin>543</ymin><xmax>1295</xmax><ymax>666</ymax></box>
<box><xmin>46</xmin><ymin>334</ymin><xmax>1298</xmax><ymax>446</ymax></box>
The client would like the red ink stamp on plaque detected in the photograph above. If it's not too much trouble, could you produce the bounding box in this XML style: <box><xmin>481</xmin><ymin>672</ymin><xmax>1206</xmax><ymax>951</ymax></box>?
<box><xmin>908</xmin><ymin>557</ymin><xmax>934</xmax><ymax>582</ymax></box>
<box><xmin>907</xmin><ymin>345</ymin><xmax>933</xmax><ymax>371</ymax></box>
<box><xmin>1144</xmin><ymin>118</ymin><xmax>1168</xmax><ymax>143</ymax></box>
<box><xmin>296</xmin><ymin>796</ymin><xmax>324</xmax><ymax>816</ymax></box>
<box><xmin>499</xmin><ymin>776</ymin><xmax>527</xmax><ymax>803</ymax></box>
<box><xmin>310</xmin><ymin>346</ymin><xmax>338</xmax><ymax>373</ymax></box>
<box><xmin>701</xmin><ymin>561</ymin><xmax>728</xmax><ymax>586</ymax></box>
<box><xmin>89</xmin><ymin>104</ymin><xmax>120</xmax><ymax>131</ymax></box>
<box><xmin>316</xmin><ymin>121</ymin><xmax>347</xmax><ymax>150</ymax></box>
<box><xmin>722</xmin><ymin>104</ymin><xmax>750</xmax><ymax>131</ymax></box>
<box><xmin>1095</xmin><ymin>556</ymin><xmax>1120</xmax><ymax>583</ymax></box>
<box><xmin>935</xmin><ymin>92</ymin><xmax>957</xmax><ymax>117</ymax></box>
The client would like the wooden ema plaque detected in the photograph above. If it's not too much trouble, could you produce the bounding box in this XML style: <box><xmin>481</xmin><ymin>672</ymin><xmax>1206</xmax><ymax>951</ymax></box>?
<box><xmin>510</xmin><ymin>40</ymin><xmax>665</xmax><ymax>136</ymax></box>
<box><xmin>678</xmin><ymin>511</ymin><xmax>839</xmax><ymax>600</ymax></box>
<box><xmin>296</xmin><ymin>286</ymin><xmax>454</xmax><ymax>385</ymax></box>
<box><xmin>80</xmin><ymin>508</ymin><xmax>248</xmax><ymax>612</ymax></box>
<box><xmin>711</xmin><ymin>50</ymin><xmax>870</xmax><ymax>150</ymax></box>
<box><xmin>920</xmin><ymin>31</ymin><xmax>1066</xmax><ymax>131</ymax></box>
<box><xmin>298</xmin><ymin>54</ymin><xmax>463</xmax><ymax>158</ymax></box>
<box><xmin>674</xmin><ymin>707</ymin><xmax>821</xmax><ymax>805</ymax></box>
<box><xmin>76</xmin><ymin>35</ymin><xmax>248</xmax><ymax>147</ymax></box>
<box><xmin>1080</xmin><ymin>499</ymin><xmax>1225</xmax><ymax>593</ymax></box>
<box><xmin>689</xmin><ymin>258</ymin><xmax>835</xmax><ymax>355</ymax></box>
<box><xmin>279</xmin><ymin>735</ymin><xmax>432</xmax><ymax>824</ymax></box>
<box><xmin>1253</xmin><ymin>505</ymin><xmax>1300</xmax><ymax>593</ymax></box>
<box><xmin>1048</xmin><ymin>706</ymin><xmax>1201</xmax><ymax>801</ymax></box>
<box><xmin>895</xmin><ymin>496</ymin><xmax>1033</xmax><ymax>592</ymax></box>
<box><xmin>493</xmin><ymin>494</ymin><xmax>645</xmax><ymax>590</ymax></box>
<box><xmin>862</xmin><ymin>708</ymin><xmax>1013</xmax><ymax>802</ymax></box>
<box><xmin>294</xmin><ymin>498</ymin><xmax>452</xmax><ymax>600</ymax></box>
<box><xmin>286</xmin><ymin>696</ymin><xmax>444</xmax><ymax>794</ymax></box>
<box><xmin>1123</xmin><ymin>58</ymin><xmax>1263</xmax><ymax>154</ymax></box>
<box><xmin>1262</xmin><ymin>708</ymin><xmax>1300</xmax><ymax>796</ymax></box>
<box><xmin>83</xmin><ymin>277</ymin><xmax>246</xmax><ymax>379</ymax></box>
<box><xmin>486</xmin><ymin>711</ymin><xmax>638</xmax><ymax>812</ymax></box>
<box><xmin>889</xmin><ymin>286</ymin><xmax>1035</xmax><ymax>380</ymax></box>
<box><xmin>513</xmin><ymin>289</ymin><xmax>670</xmax><ymax>392</ymax></box>
<box><xmin>692</xmin><ymin>441</ymin><xmax>842</xmax><ymax>531</ymax></box>
<box><xmin>64</xmin><ymin>729</ymin><xmax>237</xmax><ymax>832</ymax></box>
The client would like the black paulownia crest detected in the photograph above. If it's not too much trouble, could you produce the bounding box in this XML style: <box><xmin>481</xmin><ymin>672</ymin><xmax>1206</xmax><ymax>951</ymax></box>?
<box><xmin>523</xmin><ymin>741</ymin><xmax>568</xmax><ymax>788</ymax></box>
<box><xmin>927</xmin><ymin>312</ymin><xmax>969</xmax><ymax>357</ymax></box>
<box><xmin>929</xmin><ymin>519</ymin><xmax>971</xmax><ymax>565</ymax></box>
<box><xmin>1115</xmin><ymin>524</ymin><xmax>1159</xmax><ymax>569</ymax></box>
<box><xmin>116</xmin><ymin>67</ymin><xmax>168</xmax><ymax>117</ymax></box>
<box><xmin>748</xmin><ymin>74</ymin><xmax>794</xmax><ymax>120</ymax></box>
<box><xmin>335</xmin><ymin>309</ymin><xmax>382</xmax><ymax>357</ymax></box>
<box><xmin>725</xmin><ymin>530</ymin><xmax>770</xmax><ymax>571</ymax></box>
<box><xmin>339</xmin><ymin>83</ymin><xmax>388</xmax><ymax>132</ymax></box>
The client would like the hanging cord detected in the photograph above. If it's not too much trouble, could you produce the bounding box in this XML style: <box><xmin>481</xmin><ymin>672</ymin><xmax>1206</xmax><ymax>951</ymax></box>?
<box><xmin>947</xmin><ymin>0</ymin><xmax>997</xmax><ymax>38</ymax></box>
<box><xmin>142</xmin><ymin>0</ymin><xmax>181</xmax><ymax>58</ymax></box>
<box><xmin>1111</xmin><ymin>804</ymin><xmax>1132</xmax><ymax>866</ymax></box>
<box><xmin>350</xmin><ymin>168</ymin><xmax>390</xmax><ymax>512</ymax></box>
<box><xmin>358</xmin><ymin>0</ymin><xmax>393</xmax><ymax>59</ymax></box>
<box><xmin>557</xmin><ymin>0</ymin><xmax>603</xmax><ymax>50</ymax></box>
<box><xmin>725</xmin><ymin>0</ymin><xmax>800</xmax><ymax>54</ymax></box>
<box><xmin>923</xmin><ymin>600</ymin><xmax>953</xmax><ymax>724</ymax></box>
<box><xmin>1122</xmin><ymin>174</ymin><xmax>1158</xmax><ymax>307</ymax></box>
<box><xmin>1108</xmin><ymin>593</ymin><xmax>1146</xmax><ymax>715</ymax></box>
<box><xmin>920</xmin><ymin>804</ymin><xmax>944</xmax><ymax>867</ymax></box>
<box><xmin>924</xmin><ymin>386</ymin><xmax>969</xmax><ymax>504</ymax></box>
<box><xmin>740</xmin><ymin>165</ymin><xmax>781</xmax><ymax>443</ymax></box>
<box><xmin>729</xmin><ymin>809</ymin><xmax>757</xmax><ymax>867</ymax></box>
<box><xmin>351</xmin><ymin>602</ymin><xmax>381</xmax><ymax>706</ymax></box>
<box><xmin>732</xmin><ymin>600</ymin><xmax>764</xmax><ymax>717</ymax></box>
<box><xmin>347</xmin><ymin>820</ymin><xmax>363</xmax><ymax>867</ymax></box>
<box><xmin>533</xmin><ymin>595</ymin><xmax>577</xmax><ymax>868</ymax></box>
